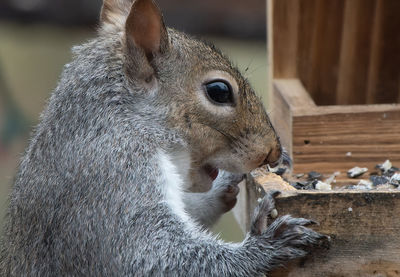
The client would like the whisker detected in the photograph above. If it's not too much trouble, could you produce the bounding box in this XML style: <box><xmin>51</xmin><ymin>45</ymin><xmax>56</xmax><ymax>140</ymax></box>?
<box><xmin>246</xmin><ymin>64</ymin><xmax>265</xmax><ymax>77</ymax></box>
<box><xmin>194</xmin><ymin>122</ymin><xmax>245</xmax><ymax>149</ymax></box>
<box><xmin>210</xmin><ymin>125</ymin><xmax>237</xmax><ymax>142</ymax></box>
<box><xmin>244</xmin><ymin>57</ymin><xmax>255</xmax><ymax>74</ymax></box>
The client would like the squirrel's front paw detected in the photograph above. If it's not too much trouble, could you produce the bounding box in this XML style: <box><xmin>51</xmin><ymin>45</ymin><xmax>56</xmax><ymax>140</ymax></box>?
<box><xmin>264</xmin><ymin>215</ymin><xmax>329</xmax><ymax>261</ymax></box>
<box><xmin>250</xmin><ymin>191</ymin><xmax>329</xmax><ymax>262</ymax></box>
<box><xmin>211</xmin><ymin>171</ymin><xmax>244</xmax><ymax>213</ymax></box>
<box><xmin>219</xmin><ymin>183</ymin><xmax>240</xmax><ymax>212</ymax></box>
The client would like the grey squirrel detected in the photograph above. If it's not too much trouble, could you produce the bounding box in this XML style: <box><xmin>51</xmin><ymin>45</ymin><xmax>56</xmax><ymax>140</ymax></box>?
<box><xmin>0</xmin><ymin>0</ymin><xmax>327</xmax><ymax>275</ymax></box>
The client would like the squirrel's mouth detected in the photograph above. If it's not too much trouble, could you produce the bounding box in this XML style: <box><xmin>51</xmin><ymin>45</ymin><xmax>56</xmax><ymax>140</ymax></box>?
<box><xmin>203</xmin><ymin>164</ymin><xmax>219</xmax><ymax>181</ymax></box>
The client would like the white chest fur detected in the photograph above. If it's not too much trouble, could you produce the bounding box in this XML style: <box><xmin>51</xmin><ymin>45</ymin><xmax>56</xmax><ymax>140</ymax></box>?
<box><xmin>157</xmin><ymin>150</ymin><xmax>193</xmax><ymax>225</ymax></box>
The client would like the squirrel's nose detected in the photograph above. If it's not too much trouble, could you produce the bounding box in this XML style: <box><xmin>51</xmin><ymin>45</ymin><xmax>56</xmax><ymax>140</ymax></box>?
<box><xmin>261</xmin><ymin>144</ymin><xmax>282</xmax><ymax>168</ymax></box>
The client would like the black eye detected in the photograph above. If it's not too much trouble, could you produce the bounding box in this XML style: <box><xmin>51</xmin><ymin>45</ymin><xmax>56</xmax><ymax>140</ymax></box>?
<box><xmin>205</xmin><ymin>81</ymin><xmax>234</xmax><ymax>105</ymax></box>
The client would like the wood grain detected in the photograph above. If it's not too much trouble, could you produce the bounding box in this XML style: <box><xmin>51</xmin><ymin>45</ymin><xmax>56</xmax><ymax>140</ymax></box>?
<box><xmin>292</xmin><ymin>110</ymin><xmax>400</xmax><ymax>175</ymax></box>
<box><xmin>269</xmin><ymin>0</ymin><xmax>400</xmax><ymax>105</ymax></box>
<box><xmin>270</xmin><ymin>79</ymin><xmax>316</xmax><ymax>158</ymax></box>
<box><xmin>373</xmin><ymin>0</ymin><xmax>400</xmax><ymax>104</ymax></box>
<box><xmin>366</xmin><ymin>0</ymin><xmax>384</xmax><ymax>104</ymax></box>
<box><xmin>269</xmin><ymin>80</ymin><xmax>293</xmax><ymax>157</ymax></box>
<box><xmin>336</xmin><ymin>0</ymin><xmax>376</xmax><ymax>105</ymax></box>
<box><xmin>269</xmin><ymin>190</ymin><xmax>400</xmax><ymax>277</ymax></box>
<box><xmin>238</xmin><ymin>172</ymin><xmax>400</xmax><ymax>277</ymax></box>
<box><xmin>252</xmin><ymin>2</ymin><xmax>400</xmax><ymax>275</ymax></box>
<box><xmin>271</xmin><ymin>79</ymin><xmax>400</xmax><ymax>180</ymax></box>
<box><xmin>304</xmin><ymin>0</ymin><xmax>345</xmax><ymax>105</ymax></box>
<box><xmin>295</xmin><ymin>0</ymin><xmax>315</xmax><ymax>98</ymax></box>
<box><xmin>272</xmin><ymin>0</ymin><xmax>299</xmax><ymax>78</ymax></box>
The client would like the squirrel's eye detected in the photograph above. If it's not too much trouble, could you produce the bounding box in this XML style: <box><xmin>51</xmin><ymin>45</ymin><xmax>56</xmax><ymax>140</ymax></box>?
<box><xmin>205</xmin><ymin>81</ymin><xmax>233</xmax><ymax>105</ymax></box>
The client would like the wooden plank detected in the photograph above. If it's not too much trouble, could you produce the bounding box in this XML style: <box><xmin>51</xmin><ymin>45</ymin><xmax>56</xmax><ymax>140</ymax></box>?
<box><xmin>244</xmin><ymin>172</ymin><xmax>400</xmax><ymax>277</ymax></box>
<box><xmin>270</xmin><ymin>79</ymin><xmax>316</xmax><ymax>158</ymax></box>
<box><xmin>298</xmin><ymin>0</ymin><xmax>345</xmax><ymax>105</ymax></box>
<box><xmin>292</xmin><ymin>110</ymin><xmax>400</xmax><ymax>175</ymax></box>
<box><xmin>272</xmin><ymin>0</ymin><xmax>299</xmax><ymax>78</ymax></box>
<box><xmin>336</xmin><ymin>0</ymin><xmax>376</xmax><ymax>105</ymax></box>
<box><xmin>301</xmin><ymin>0</ymin><xmax>322</xmax><ymax>102</ymax></box>
<box><xmin>270</xmin><ymin>190</ymin><xmax>400</xmax><ymax>277</ymax></box>
<box><xmin>366</xmin><ymin>0</ymin><xmax>384</xmax><ymax>104</ymax></box>
<box><xmin>270</xmin><ymin>81</ymin><xmax>293</xmax><ymax>157</ymax></box>
<box><xmin>272</xmin><ymin>79</ymin><xmax>400</xmax><ymax>179</ymax></box>
<box><xmin>300</xmin><ymin>103</ymin><xmax>400</xmax><ymax>116</ymax></box>
<box><xmin>272</xmin><ymin>0</ymin><xmax>399</xmax><ymax>106</ymax></box>
<box><xmin>296</xmin><ymin>0</ymin><xmax>316</xmax><ymax>96</ymax></box>
<box><xmin>273</xmin><ymin>79</ymin><xmax>316</xmax><ymax>113</ymax></box>
<box><xmin>374</xmin><ymin>0</ymin><xmax>400</xmax><ymax>104</ymax></box>
<box><xmin>274</xmin><ymin>80</ymin><xmax>400</xmax><ymax>116</ymax></box>
<box><xmin>336</xmin><ymin>0</ymin><xmax>359</xmax><ymax>104</ymax></box>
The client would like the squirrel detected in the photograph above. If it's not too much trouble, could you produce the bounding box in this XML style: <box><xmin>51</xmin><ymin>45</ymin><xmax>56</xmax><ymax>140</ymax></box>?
<box><xmin>0</xmin><ymin>0</ymin><xmax>327</xmax><ymax>276</ymax></box>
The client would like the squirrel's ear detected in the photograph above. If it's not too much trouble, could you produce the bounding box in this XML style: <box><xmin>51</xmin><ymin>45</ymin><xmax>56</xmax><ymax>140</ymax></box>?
<box><xmin>125</xmin><ymin>0</ymin><xmax>169</xmax><ymax>60</ymax></box>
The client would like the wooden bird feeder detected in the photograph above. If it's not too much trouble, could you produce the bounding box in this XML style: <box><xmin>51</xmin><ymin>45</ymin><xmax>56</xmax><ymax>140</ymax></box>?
<box><xmin>234</xmin><ymin>0</ymin><xmax>400</xmax><ymax>276</ymax></box>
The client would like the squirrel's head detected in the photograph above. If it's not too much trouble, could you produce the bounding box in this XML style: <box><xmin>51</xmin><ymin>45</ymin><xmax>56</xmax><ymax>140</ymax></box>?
<box><xmin>101</xmin><ymin>0</ymin><xmax>282</xmax><ymax>190</ymax></box>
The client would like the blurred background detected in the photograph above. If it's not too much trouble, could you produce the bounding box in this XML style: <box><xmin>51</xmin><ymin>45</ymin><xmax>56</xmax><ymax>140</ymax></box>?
<box><xmin>0</xmin><ymin>0</ymin><xmax>268</xmax><ymax>242</ymax></box>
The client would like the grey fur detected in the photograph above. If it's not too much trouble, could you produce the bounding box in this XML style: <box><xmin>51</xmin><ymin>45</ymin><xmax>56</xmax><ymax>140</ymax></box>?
<box><xmin>184</xmin><ymin>171</ymin><xmax>243</xmax><ymax>228</ymax></box>
<box><xmin>0</xmin><ymin>1</ymin><xmax>326</xmax><ymax>276</ymax></box>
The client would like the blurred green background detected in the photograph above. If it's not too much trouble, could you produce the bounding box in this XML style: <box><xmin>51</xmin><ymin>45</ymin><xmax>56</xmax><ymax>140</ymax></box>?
<box><xmin>0</xmin><ymin>0</ymin><xmax>268</xmax><ymax>243</ymax></box>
